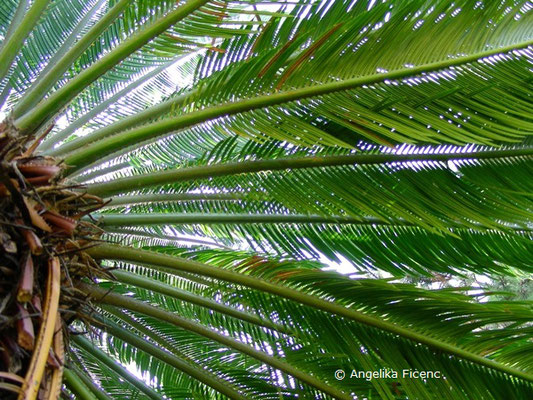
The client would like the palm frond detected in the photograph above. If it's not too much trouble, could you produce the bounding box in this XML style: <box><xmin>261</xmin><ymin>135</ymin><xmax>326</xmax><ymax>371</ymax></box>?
<box><xmin>1</xmin><ymin>1</ymin><xmax>532</xmax><ymax>399</ymax></box>
<box><xmin>76</xmin><ymin>244</ymin><xmax>533</xmax><ymax>399</ymax></box>
<box><xmin>53</xmin><ymin>0</ymin><xmax>533</xmax><ymax>170</ymax></box>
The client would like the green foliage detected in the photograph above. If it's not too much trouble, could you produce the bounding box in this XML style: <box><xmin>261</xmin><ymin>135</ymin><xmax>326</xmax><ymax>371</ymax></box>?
<box><xmin>1</xmin><ymin>0</ymin><xmax>532</xmax><ymax>399</ymax></box>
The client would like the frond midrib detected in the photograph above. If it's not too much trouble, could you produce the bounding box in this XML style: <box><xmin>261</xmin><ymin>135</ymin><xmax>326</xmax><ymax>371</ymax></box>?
<box><xmin>86</xmin><ymin>243</ymin><xmax>533</xmax><ymax>384</ymax></box>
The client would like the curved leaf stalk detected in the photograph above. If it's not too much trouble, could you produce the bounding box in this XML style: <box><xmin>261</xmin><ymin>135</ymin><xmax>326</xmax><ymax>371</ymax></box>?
<box><xmin>0</xmin><ymin>0</ymin><xmax>28</xmax><ymax>110</ymax></box>
<box><xmin>93</xmin><ymin>213</ymin><xmax>390</xmax><ymax>227</ymax></box>
<box><xmin>71</xmin><ymin>335</ymin><xmax>164</xmax><ymax>400</ymax></box>
<box><xmin>38</xmin><ymin>53</ymin><xmax>193</xmax><ymax>152</ymax></box>
<box><xmin>106</xmin><ymin>227</ymin><xmax>233</xmax><ymax>249</ymax></box>
<box><xmin>12</xmin><ymin>0</ymin><xmax>129</xmax><ymax>119</ymax></box>
<box><xmin>71</xmin><ymin>161</ymin><xmax>133</xmax><ymax>182</ymax></box>
<box><xmin>45</xmin><ymin>90</ymin><xmax>195</xmax><ymax>158</ymax></box>
<box><xmin>101</xmin><ymin>305</ymin><xmax>197</xmax><ymax>361</ymax></box>
<box><xmin>102</xmin><ymin>305</ymin><xmax>260</xmax><ymax>398</ymax></box>
<box><xmin>86</xmin><ymin>147</ymin><xmax>533</xmax><ymax>198</ymax></box>
<box><xmin>61</xmin><ymin>39</ymin><xmax>533</xmax><ymax>171</ymax></box>
<box><xmin>112</xmin><ymin>269</ymin><xmax>295</xmax><ymax>335</ymax></box>
<box><xmin>0</xmin><ymin>0</ymin><xmax>50</xmax><ymax>83</ymax></box>
<box><xmin>65</xmin><ymin>364</ymin><xmax>112</xmax><ymax>400</ymax></box>
<box><xmin>87</xmin><ymin>244</ymin><xmax>533</xmax><ymax>384</ymax></box>
<box><xmin>62</xmin><ymin>369</ymin><xmax>99</xmax><ymax>400</ymax></box>
<box><xmin>81</xmin><ymin>283</ymin><xmax>352</xmax><ymax>400</ymax></box>
<box><xmin>0</xmin><ymin>382</ymin><xmax>22</xmax><ymax>396</ymax></box>
<box><xmin>1</xmin><ymin>0</ymin><xmax>29</xmax><ymax>54</ymax></box>
<box><xmin>18</xmin><ymin>258</ymin><xmax>60</xmax><ymax>400</ymax></box>
<box><xmin>90</xmin><ymin>314</ymin><xmax>251</xmax><ymax>400</ymax></box>
<box><xmin>43</xmin><ymin>315</ymin><xmax>64</xmax><ymax>400</ymax></box>
<box><xmin>104</xmin><ymin>192</ymin><xmax>249</xmax><ymax>207</ymax></box>
<box><xmin>14</xmin><ymin>0</ymin><xmax>210</xmax><ymax>134</ymax></box>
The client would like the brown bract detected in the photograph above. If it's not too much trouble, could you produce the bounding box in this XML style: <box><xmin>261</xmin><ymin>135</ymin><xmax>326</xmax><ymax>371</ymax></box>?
<box><xmin>0</xmin><ymin>122</ymin><xmax>108</xmax><ymax>400</ymax></box>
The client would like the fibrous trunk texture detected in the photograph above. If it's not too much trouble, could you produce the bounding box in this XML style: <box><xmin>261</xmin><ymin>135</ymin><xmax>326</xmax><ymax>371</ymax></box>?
<box><xmin>0</xmin><ymin>121</ymin><xmax>106</xmax><ymax>400</ymax></box>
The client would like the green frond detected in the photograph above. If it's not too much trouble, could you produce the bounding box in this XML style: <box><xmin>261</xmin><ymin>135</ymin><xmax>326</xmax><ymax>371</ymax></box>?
<box><xmin>1</xmin><ymin>1</ymin><xmax>532</xmax><ymax>399</ymax></box>
<box><xmin>54</xmin><ymin>0</ymin><xmax>533</xmax><ymax>170</ymax></box>
<box><xmin>76</xmin><ymin>244</ymin><xmax>533</xmax><ymax>399</ymax></box>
